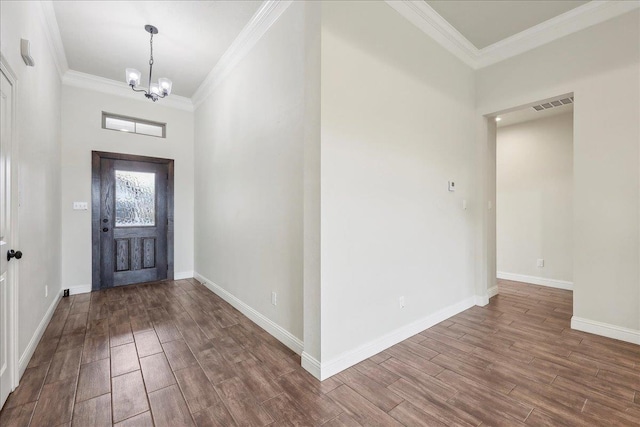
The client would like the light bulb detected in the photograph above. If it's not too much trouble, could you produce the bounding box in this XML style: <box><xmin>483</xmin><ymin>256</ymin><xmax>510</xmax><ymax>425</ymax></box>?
<box><xmin>125</xmin><ymin>68</ymin><xmax>141</xmax><ymax>86</ymax></box>
<box><xmin>158</xmin><ymin>78</ymin><xmax>172</xmax><ymax>96</ymax></box>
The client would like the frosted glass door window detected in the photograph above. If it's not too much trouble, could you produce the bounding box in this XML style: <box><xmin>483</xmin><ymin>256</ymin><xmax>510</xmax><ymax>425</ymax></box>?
<box><xmin>115</xmin><ymin>170</ymin><xmax>156</xmax><ymax>227</ymax></box>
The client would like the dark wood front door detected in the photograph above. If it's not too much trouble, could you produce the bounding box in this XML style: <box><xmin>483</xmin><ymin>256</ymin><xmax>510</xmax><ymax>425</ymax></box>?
<box><xmin>92</xmin><ymin>152</ymin><xmax>174</xmax><ymax>290</ymax></box>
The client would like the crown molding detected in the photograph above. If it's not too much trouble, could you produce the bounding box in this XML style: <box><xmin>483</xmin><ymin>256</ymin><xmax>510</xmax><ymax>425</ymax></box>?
<box><xmin>63</xmin><ymin>70</ymin><xmax>194</xmax><ymax>112</ymax></box>
<box><xmin>384</xmin><ymin>0</ymin><xmax>478</xmax><ymax>68</ymax></box>
<box><xmin>191</xmin><ymin>0</ymin><xmax>293</xmax><ymax>109</ymax></box>
<box><xmin>385</xmin><ymin>0</ymin><xmax>640</xmax><ymax>70</ymax></box>
<box><xmin>477</xmin><ymin>0</ymin><xmax>640</xmax><ymax>68</ymax></box>
<box><xmin>37</xmin><ymin>0</ymin><xmax>69</xmax><ymax>79</ymax></box>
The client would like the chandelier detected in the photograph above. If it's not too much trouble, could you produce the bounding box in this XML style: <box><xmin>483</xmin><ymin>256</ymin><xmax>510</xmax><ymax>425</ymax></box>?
<box><xmin>125</xmin><ymin>25</ymin><xmax>172</xmax><ymax>102</ymax></box>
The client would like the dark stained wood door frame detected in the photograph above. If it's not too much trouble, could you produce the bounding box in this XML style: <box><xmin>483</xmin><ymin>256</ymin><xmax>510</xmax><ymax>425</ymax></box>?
<box><xmin>91</xmin><ymin>151</ymin><xmax>174</xmax><ymax>291</ymax></box>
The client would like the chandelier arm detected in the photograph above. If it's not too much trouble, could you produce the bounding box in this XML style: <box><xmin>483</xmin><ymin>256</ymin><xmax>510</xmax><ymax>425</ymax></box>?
<box><xmin>130</xmin><ymin>86</ymin><xmax>148</xmax><ymax>94</ymax></box>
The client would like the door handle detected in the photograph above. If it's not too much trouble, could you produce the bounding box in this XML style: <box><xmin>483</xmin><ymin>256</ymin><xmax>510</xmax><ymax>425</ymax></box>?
<box><xmin>102</xmin><ymin>227</ymin><xmax>109</xmax><ymax>232</ymax></box>
<box><xmin>7</xmin><ymin>250</ymin><xmax>22</xmax><ymax>261</ymax></box>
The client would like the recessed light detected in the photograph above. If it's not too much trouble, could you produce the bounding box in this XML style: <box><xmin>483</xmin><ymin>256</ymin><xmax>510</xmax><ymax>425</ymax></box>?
<box><xmin>495</xmin><ymin>117</ymin><xmax>501</xmax><ymax>122</ymax></box>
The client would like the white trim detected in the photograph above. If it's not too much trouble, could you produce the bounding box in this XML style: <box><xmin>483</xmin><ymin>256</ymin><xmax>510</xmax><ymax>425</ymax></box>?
<box><xmin>174</xmin><ymin>271</ymin><xmax>194</xmax><ymax>280</ymax></box>
<box><xmin>37</xmin><ymin>1</ymin><xmax>69</xmax><ymax>79</ymax></box>
<box><xmin>68</xmin><ymin>284</ymin><xmax>91</xmax><ymax>295</ymax></box>
<box><xmin>474</xmin><ymin>294</ymin><xmax>489</xmax><ymax>307</ymax></box>
<box><xmin>384</xmin><ymin>0</ymin><xmax>640</xmax><ymax>70</ymax></box>
<box><xmin>487</xmin><ymin>285</ymin><xmax>499</xmax><ymax>299</ymax></box>
<box><xmin>497</xmin><ymin>271</ymin><xmax>573</xmax><ymax>291</ymax></box>
<box><xmin>18</xmin><ymin>290</ymin><xmax>62</xmax><ymax>376</ymax></box>
<box><xmin>191</xmin><ymin>0</ymin><xmax>293</xmax><ymax>108</ymax></box>
<box><xmin>301</xmin><ymin>352</ymin><xmax>321</xmax><ymax>380</ymax></box>
<box><xmin>317</xmin><ymin>296</ymin><xmax>476</xmax><ymax>380</ymax></box>
<box><xmin>1</xmin><ymin>54</ymin><xmax>20</xmax><ymax>395</ymax></box>
<box><xmin>571</xmin><ymin>316</ymin><xmax>640</xmax><ymax>345</ymax></box>
<box><xmin>477</xmin><ymin>1</ymin><xmax>640</xmax><ymax>68</ymax></box>
<box><xmin>62</xmin><ymin>70</ymin><xmax>194</xmax><ymax>112</ymax></box>
<box><xmin>193</xmin><ymin>272</ymin><xmax>304</xmax><ymax>355</ymax></box>
<box><xmin>384</xmin><ymin>0</ymin><xmax>477</xmax><ymax>68</ymax></box>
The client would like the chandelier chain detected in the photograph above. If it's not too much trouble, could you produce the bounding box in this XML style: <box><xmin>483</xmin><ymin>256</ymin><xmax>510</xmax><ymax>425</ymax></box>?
<box><xmin>149</xmin><ymin>33</ymin><xmax>154</xmax><ymax>66</ymax></box>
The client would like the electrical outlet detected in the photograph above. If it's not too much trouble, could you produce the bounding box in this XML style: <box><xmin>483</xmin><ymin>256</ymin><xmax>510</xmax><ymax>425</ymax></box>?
<box><xmin>45</xmin><ymin>285</ymin><xmax>48</xmax><ymax>298</ymax></box>
<box><xmin>399</xmin><ymin>296</ymin><xmax>405</xmax><ymax>308</ymax></box>
<box><xmin>537</xmin><ymin>259</ymin><xmax>544</xmax><ymax>268</ymax></box>
<box><xmin>271</xmin><ymin>292</ymin><xmax>277</xmax><ymax>306</ymax></box>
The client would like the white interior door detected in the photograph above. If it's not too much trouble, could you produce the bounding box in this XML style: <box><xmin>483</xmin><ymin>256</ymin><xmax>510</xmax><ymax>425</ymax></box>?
<box><xmin>0</xmin><ymin>66</ymin><xmax>16</xmax><ymax>408</ymax></box>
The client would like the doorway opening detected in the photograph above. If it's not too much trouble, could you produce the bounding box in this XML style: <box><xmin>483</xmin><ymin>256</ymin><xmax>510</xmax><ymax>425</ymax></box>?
<box><xmin>487</xmin><ymin>93</ymin><xmax>574</xmax><ymax>318</ymax></box>
<box><xmin>91</xmin><ymin>151</ymin><xmax>174</xmax><ymax>290</ymax></box>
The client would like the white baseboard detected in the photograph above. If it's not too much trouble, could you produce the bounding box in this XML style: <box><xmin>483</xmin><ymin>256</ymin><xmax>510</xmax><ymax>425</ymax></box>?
<box><xmin>571</xmin><ymin>316</ymin><xmax>640</xmax><ymax>345</ymax></box>
<box><xmin>68</xmin><ymin>284</ymin><xmax>91</xmax><ymax>295</ymax></box>
<box><xmin>301</xmin><ymin>352</ymin><xmax>322</xmax><ymax>379</ymax></box>
<box><xmin>316</xmin><ymin>296</ymin><xmax>476</xmax><ymax>380</ymax></box>
<box><xmin>193</xmin><ymin>272</ymin><xmax>304</xmax><ymax>355</ymax></box>
<box><xmin>488</xmin><ymin>285</ymin><xmax>499</xmax><ymax>298</ymax></box>
<box><xmin>18</xmin><ymin>289</ymin><xmax>63</xmax><ymax>376</ymax></box>
<box><xmin>175</xmin><ymin>271</ymin><xmax>194</xmax><ymax>280</ymax></box>
<box><xmin>474</xmin><ymin>295</ymin><xmax>489</xmax><ymax>306</ymax></box>
<box><xmin>474</xmin><ymin>285</ymin><xmax>499</xmax><ymax>306</ymax></box>
<box><xmin>497</xmin><ymin>271</ymin><xmax>573</xmax><ymax>291</ymax></box>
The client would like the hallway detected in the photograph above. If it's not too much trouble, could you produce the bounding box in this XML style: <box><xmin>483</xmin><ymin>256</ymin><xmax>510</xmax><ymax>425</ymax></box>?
<box><xmin>1</xmin><ymin>279</ymin><xmax>638</xmax><ymax>426</ymax></box>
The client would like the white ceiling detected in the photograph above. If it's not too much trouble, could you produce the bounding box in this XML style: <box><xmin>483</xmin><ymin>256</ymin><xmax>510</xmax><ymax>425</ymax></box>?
<box><xmin>49</xmin><ymin>1</ymin><xmax>635</xmax><ymax>103</ymax></box>
<box><xmin>425</xmin><ymin>1</ymin><xmax>590</xmax><ymax>49</ymax></box>
<box><xmin>497</xmin><ymin>102</ymin><xmax>573</xmax><ymax>128</ymax></box>
<box><xmin>52</xmin><ymin>1</ymin><xmax>262</xmax><ymax>97</ymax></box>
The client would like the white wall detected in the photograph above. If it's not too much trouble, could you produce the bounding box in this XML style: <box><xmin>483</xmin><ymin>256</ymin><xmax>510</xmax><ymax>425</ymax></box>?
<box><xmin>60</xmin><ymin>86</ymin><xmax>194</xmax><ymax>289</ymax></box>
<box><xmin>477</xmin><ymin>10</ymin><xmax>640</xmax><ymax>336</ymax></box>
<box><xmin>302</xmin><ymin>2</ymin><xmax>322</xmax><ymax>365</ymax></box>
<box><xmin>0</xmin><ymin>1</ymin><xmax>63</xmax><ymax>365</ymax></box>
<box><xmin>320</xmin><ymin>1</ymin><xmax>477</xmax><ymax>367</ymax></box>
<box><xmin>194</xmin><ymin>3</ymin><xmax>310</xmax><ymax>346</ymax></box>
<box><xmin>497</xmin><ymin>112</ymin><xmax>573</xmax><ymax>284</ymax></box>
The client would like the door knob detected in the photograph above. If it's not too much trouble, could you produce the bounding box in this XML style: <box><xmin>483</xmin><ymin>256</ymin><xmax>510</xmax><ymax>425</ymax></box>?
<box><xmin>102</xmin><ymin>227</ymin><xmax>109</xmax><ymax>232</ymax></box>
<box><xmin>7</xmin><ymin>250</ymin><xmax>22</xmax><ymax>261</ymax></box>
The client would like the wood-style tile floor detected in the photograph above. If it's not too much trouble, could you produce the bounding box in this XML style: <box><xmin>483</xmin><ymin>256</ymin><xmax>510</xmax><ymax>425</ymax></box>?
<box><xmin>1</xmin><ymin>278</ymin><xmax>639</xmax><ymax>426</ymax></box>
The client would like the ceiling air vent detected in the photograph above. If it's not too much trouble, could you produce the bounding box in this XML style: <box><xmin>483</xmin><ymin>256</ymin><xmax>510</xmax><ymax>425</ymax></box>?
<box><xmin>532</xmin><ymin>96</ymin><xmax>573</xmax><ymax>112</ymax></box>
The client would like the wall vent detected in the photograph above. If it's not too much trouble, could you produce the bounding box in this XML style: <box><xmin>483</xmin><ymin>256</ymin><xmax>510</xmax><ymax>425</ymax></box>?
<box><xmin>532</xmin><ymin>96</ymin><xmax>573</xmax><ymax>112</ymax></box>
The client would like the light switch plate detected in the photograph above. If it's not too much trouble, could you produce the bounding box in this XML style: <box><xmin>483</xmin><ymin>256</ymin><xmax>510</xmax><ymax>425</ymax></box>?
<box><xmin>73</xmin><ymin>202</ymin><xmax>88</xmax><ymax>210</ymax></box>
<box><xmin>448</xmin><ymin>181</ymin><xmax>455</xmax><ymax>192</ymax></box>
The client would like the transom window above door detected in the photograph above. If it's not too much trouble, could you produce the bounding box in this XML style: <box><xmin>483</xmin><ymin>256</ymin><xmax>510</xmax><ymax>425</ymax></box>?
<box><xmin>102</xmin><ymin>112</ymin><xmax>166</xmax><ymax>138</ymax></box>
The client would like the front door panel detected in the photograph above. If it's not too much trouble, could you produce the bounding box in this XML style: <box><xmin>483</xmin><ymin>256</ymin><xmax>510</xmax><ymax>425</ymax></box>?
<box><xmin>99</xmin><ymin>158</ymin><xmax>168</xmax><ymax>288</ymax></box>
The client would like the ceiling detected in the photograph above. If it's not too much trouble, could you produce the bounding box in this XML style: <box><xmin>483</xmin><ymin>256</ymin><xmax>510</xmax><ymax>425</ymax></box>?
<box><xmin>425</xmin><ymin>1</ymin><xmax>590</xmax><ymax>49</ymax></box>
<box><xmin>52</xmin><ymin>1</ymin><xmax>262</xmax><ymax>97</ymax></box>
<box><xmin>497</xmin><ymin>102</ymin><xmax>573</xmax><ymax>128</ymax></box>
<box><xmin>49</xmin><ymin>1</ymin><xmax>630</xmax><ymax>102</ymax></box>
